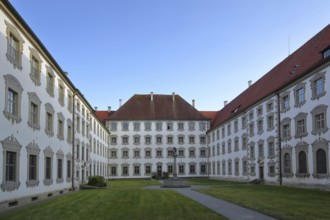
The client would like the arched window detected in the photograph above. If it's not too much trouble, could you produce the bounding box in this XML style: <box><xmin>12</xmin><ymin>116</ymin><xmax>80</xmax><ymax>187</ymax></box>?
<box><xmin>298</xmin><ymin>151</ymin><xmax>307</xmax><ymax>173</ymax></box>
<box><xmin>284</xmin><ymin>153</ymin><xmax>291</xmax><ymax>173</ymax></box>
<box><xmin>316</xmin><ymin>149</ymin><xmax>327</xmax><ymax>174</ymax></box>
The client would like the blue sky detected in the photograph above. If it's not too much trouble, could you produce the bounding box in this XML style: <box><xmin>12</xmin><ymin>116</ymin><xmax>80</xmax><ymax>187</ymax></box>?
<box><xmin>10</xmin><ymin>0</ymin><xmax>330</xmax><ymax>111</ymax></box>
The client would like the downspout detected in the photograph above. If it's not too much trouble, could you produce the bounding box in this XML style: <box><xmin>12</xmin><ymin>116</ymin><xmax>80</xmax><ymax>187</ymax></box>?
<box><xmin>276</xmin><ymin>92</ymin><xmax>282</xmax><ymax>186</ymax></box>
<box><xmin>72</xmin><ymin>90</ymin><xmax>76</xmax><ymax>190</ymax></box>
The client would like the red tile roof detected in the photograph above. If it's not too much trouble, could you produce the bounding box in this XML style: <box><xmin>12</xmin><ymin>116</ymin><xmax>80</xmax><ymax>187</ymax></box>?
<box><xmin>108</xmin><ymin>94</ymin><xmax>210</xmax><ymax>121</ymax></box>
<box><xmin>210</xmin><ymin>24</ymin><xmax>330</xmax><ymax>131</ymax></box>
<box><xmin>95</xmin><ymin>110</ymin><xmax>116</xmax><ymax>124</ymax></box>
<box><xmin>200</xmin><ymin>111</ymin><xmax>218</xmax><ymax>121</ymax></box>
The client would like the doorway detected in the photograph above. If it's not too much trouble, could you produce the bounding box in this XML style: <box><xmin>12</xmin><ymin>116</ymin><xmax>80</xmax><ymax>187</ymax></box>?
<box><xmin>259</xmin><ymin>166</ymin><xmax>264</xmax><ymax>179</ymax></box>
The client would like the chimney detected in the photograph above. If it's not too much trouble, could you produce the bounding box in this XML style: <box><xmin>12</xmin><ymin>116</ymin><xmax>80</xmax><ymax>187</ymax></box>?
<box><xmin>151</xmin><ymin>92</ymin><xmax>154</xmax><ymax>101</ymax></box>
<box><xmin>94</xmin><ymin>106</ymin><xmax>98</xmax><ymax>111</ymax></box>
<box><xmin>108</xmin><ymin>106</ymin><xmax>111</xmax><ymax>112</ymax></box>
<box><xmin>119</xmin><ymin>99</ymin><xmax>122</xmax><ymax>108</ymax></box>
<box><xmin>248</xmin><ymin>80</ymin><xmax>252</xmax><ymax>87</ymax></box>
<box><xmin>172</xmin><ymin>92</ymin><xmax>175</xmax><ymax>102</ymax></box>
<box><xmin>192</xmin><ymin>99</ymin><xmax>195</xmax><ymax>107</ymax></box>
<box><xmin>224</xmin><ymin>101</ymin><xmax>228</xmax><ymax>107</ymax></box>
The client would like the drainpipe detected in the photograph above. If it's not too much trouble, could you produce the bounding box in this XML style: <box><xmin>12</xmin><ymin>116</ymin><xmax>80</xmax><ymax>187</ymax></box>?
<box><xmin>72</xmin><ymin>90</ymin><xmax>76</xmax><ymax>191</ymax></box>
<box><xmin>276</xmin><ymin>92</ymin><xmax>282</xmax><ymax>186</ymax></box>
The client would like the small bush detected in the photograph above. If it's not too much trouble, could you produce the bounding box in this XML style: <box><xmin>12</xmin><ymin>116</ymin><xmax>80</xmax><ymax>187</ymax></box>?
<box><xmin>88</xmin><ymin>176</ymin><xmax>107</xmax><ymax>187</ymax></box>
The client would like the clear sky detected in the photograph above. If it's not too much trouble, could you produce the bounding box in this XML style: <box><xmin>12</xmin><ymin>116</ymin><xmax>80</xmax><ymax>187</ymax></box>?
<box><xmin>10</xmin><ymin>0</ymin><xmax>330</xmax><ymax>111</ymax></box>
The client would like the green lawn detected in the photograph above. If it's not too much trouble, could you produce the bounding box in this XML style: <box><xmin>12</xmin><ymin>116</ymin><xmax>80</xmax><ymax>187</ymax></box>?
<box><xmin>196</xmin><ymin>184</ymin><xmax>330</xmax><ymax>220</ymax></box>
<box><xmin>108</xmin><ymin>179</ymin><xmax>161</xmax><ymax>187</ymax></box>
<box><xmin>1</xmin><ymin>188</ymin><xmax>224</xmax><ymax>220</ymax></box>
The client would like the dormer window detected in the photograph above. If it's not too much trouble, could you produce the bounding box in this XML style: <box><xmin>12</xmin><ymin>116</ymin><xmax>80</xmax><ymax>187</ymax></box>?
<box><xmin>321</xmin><ymin>46</ymin><xmax>330</xmax><ymax>59</ymax></box>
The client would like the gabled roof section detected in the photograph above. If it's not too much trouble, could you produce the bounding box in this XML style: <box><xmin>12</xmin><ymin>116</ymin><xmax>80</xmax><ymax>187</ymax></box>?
<box><xmin>200</xmin><ymin>111</ymin><xmax>218</xmax><ymax>121</ymax></box>
<box><xmin>211</xmin><ymin>24</ymin><xmax>330</xmax><ymax>131</ymax></box>
<box><xmin>108</xmin><ymin>94</ymin><xmax>210</xmax><ymax>121</ymax></box>
<box><xmin>95</xmin><ymin>110</ymin><xmax>116</xmax><ymax>124</ymax></box>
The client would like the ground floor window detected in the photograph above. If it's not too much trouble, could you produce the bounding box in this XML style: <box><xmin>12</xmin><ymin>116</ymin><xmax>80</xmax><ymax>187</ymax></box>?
<box><xmin>111</xmin><ymin>166</ymin><xmax>117</xmax><ymax>176</ymax></box>
<box><xmin>316</xmin><ymin>149</ymin><xmax>327</xmax><ymax>174</ymax></box>
<box><xmin>179</xmin><ymin>165</ymin><xmax>185</xmax><ymax>174</ymax></box>
<box><xmin>168</xmin><ymin>165</ymin><xmax>173</xmax><ymax>174</ymax></box>
<box><xmin>189</xmin><ymin>164</ymin><xmax>195</xmax><ymax>174</ymax></box>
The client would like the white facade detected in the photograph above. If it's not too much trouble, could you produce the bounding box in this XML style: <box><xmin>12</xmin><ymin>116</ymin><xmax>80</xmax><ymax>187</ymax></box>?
<box><xmin>107</xmin><ymin>120</ymin><xmax>209</xmax><ymax>178</ymax></box>
<box><xmin>0</xmin><ymin>2</ymin><xmax>110</xmax><ymax>210</ymax></box>
<box><xmin>208</xmin><ymin>63</ymin><xmax>330</xmax><ymax>187</ymax></box>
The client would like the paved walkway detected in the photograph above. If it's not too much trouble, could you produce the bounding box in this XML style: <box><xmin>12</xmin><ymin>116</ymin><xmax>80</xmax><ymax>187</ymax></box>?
<box><xmin>145</xmin><ymin>185</ymin><xmax>276</xmax><ymax>220</ymax></box>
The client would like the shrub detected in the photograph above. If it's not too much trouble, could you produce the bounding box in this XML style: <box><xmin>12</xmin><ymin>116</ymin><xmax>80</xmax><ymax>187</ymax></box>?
<box><xmin>87</xmin><ymin>176</ymin><xmax>107</xmax><ymax>187</ymax></box>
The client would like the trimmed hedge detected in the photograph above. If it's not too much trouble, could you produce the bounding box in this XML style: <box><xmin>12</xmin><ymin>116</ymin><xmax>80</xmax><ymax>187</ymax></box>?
<box><xmin>87</xmin><ymin>176</ymin><xmax>107</xmax><ymax>187</ymax></box>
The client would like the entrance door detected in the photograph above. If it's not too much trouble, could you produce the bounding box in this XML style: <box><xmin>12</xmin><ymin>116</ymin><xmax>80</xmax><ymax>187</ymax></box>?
<box><xmin>259</xmin><ymin>166</ymin><xmax>264</xmax><ymax>179</ymax></box>
<box><xmin>157</xmin><ymin>165</ymin><xmax>162</xmax><ymax>177</ymax></box>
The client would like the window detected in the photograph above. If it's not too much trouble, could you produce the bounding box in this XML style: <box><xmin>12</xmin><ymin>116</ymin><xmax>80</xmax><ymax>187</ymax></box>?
<box><xmin>144</xmin><ymin>122</ymin><xmax>151</xmax><ymax>131</ymax></box>
<box><xmin>178</xmin><ymin>136</ymin><xmax>184</xmax><ymax>144</ymax></box>
<box><xmin>189</xmin><ymin>149</ymin><xmax>195</xmax><ymax>157</ymax></box>
<box><xmin>178</xmin><ymin>122</ymin><xmax>184</xmax><ymax>130</ymax></box>
<box><xmin>267</xmin><ymin>101</ymin><xmax>274</xmax><ymax>112</ymax></box>
<box><xmin>312</xmin><ymin>139</ymin><xmax>328</xmax><ymax>177</ymax></box>
<box><xmin>241</xmin><ymin>116</ymin><xmax>247</xmax><ymax>129</ymax></box>
<box><xmin>200</xmin><ymin>149</ymin><xmax>206</xmax><ymax>157</ymax></box>
<box><xmin>162</xmin><ymin>136</ymin><xmax>171</xmax><ymax>145</ymax></box>
<box><xmin>111</xmin><ymin>136</ymin><xmax>117</xmax><ymax>145</ymax></box>
<box><xmin>235</xmin><ymin>159</ymin><xmax>239</xmax><ymax>176</ymax></box>
<box><xmin>111</xmin><ymin>166</ymin><xmax>117</xmax><ymax>176</ymax></box>
<box><xmin>257</xmin><ymin>106</ymin><xmax>263</xmax><ymax>116</ymax></box>
<box><xmin>145</xmin><ymin>165</ymin><xmax>151</xmax><ymax>175</ymax></box>
<box><xmin>145</xmin><ymin>136</ymin><xmax>151</xmax><ymax>145</ymax></box>
<box><xmin>281</xmin><ymin>92</ymin><xmax>290</xmax><ymax>112</ymax></box>
<box><xmin>179</xmin><ymin>164</ymin><xmax>185</xmax><ymax>174</ymax></box>
<box><xmin>200</xmin><ymin>136</ymin><xmax>206</xmax><ymax>144</ymax></box>
<box><xmin>57</xmin><ymin>113</ymin><xmax>65</xmax><ymax>140</ymax></box>
<box><xmin>250</xmin><ymin>143</ymin><xmax>255</xmax><ymax>159</ymax></box>
<box><xmin>294</xmin><ymin>83</ymin><xmax>306</xmax><ymax>107</ymax></box>
<box><xmin>133</xmin><ymin>136</ymin><xmax>140</xmax><ymax>145</ymax></box>
<box><xmin>122</xmin><ymin>165</ymin><xmax>129</xmax><ymax>176</ymax></box>
<box><xmin>122</xmin><ymin>122</ymin><xmax>129</xmax><ymax>131</ymax></box>
<box><xmin>122</xmin><ymin>149</ymin><xmax>129</xmax><ymax>158</ymax></box>
<box><xmin>199</xmin><ymin>122</ymin><xmax>206</xmax><ymax>131</ymax></box>
<box><xmin>310</xmin><ymin>72</ymin><xmax>326</xmax><ymax>100</ymax></box>
<box><xmin>57</xmin><ymin>159</ymin><xmax>63</xmax><ymax>180</ymax></box>
<box><xmin>156</xmin><ymin>149</ymin><xmax>162</xmax><ymax>158</ymax></box>
<box><xmin>189</xmin><ymin>136</ymin><xmax>195</xmax><ymax>144</ymax></box>
<box><xmin>268</xmin><ymin>136</ymin><xmax>275</xmax><ymax>158</ymax></box>
<box><xmin>222</xmin><ymin>160</ymin><xmax>226</xmax><ymax>175</ymax></box>
<box><xmin>298</xmin><ymin>151</ymin><xmax>307</xmax><ymax>174</ymax></box>
<box><xmin>227</xmin><ymin>124</ymin><xmax>231</xmax><ymax>135</ymax></box>
<box><xmin>122</xmin><ymin>136</ymin><xmax>129</xmax><ymax>145</ymax></box>
<box><xmin>58</xmin><ymin>82</ymin><xmax>65</xmax><ymax>106</ymax></box>
<box><xmin>110</xmin><ymin>122</ymin><xmax>117</xmax><ymax>131</ymax></box>
<box><xmin>133</xmin><ymin>149</ymin><xmax>140</xmax><ymax>158</ymax></box>
<box><xmin>5</xmin><ymin>21</ymin><xmax>24</xmax><ymax>69</ymax></box>
<box><xmin>110</xmin><ymin>150</ymin><xmax>117</xmax><ymax>158</ymax></box>
<box><xmin>45</xmin><ymin>103</ymin><xmax>55</xmax><ymax>136</ymax></box>
<box><xmin>249</xmin><ymin>110</ymin><xmax>254</xmax><ymax>120</ymax></box>
<box><xmin>283</xmin><ymin>153</ymin><xmax>291</xmax><ymax>174</ymax></box>
<box><xmin>29</xmin><ymin>48</ymin><xmax>42</xmax><ymax>86</ymax></box>
<box><xmin>3</xmin><ymin>75</ymin><xmax>23</xmax><ymax>123</ymax></box>
<box><xmin>156</xmin><ymin>136</ymin><xmax>162</xmax><ymax>144</ymax></box>
<box><xmin>241</xmin><ymin>134</ymin><xmax>247</xmax><ymax>150</ymax></box>
<box><xmin>200</xmin><ymin>164</ymin><xmax>206</xmax><ymax>174</ymax></box>
<box><xmin>67</xmin><ymin>92</ymin><xmax>73</xmax><ymax>112</ymax></box>
<box><xmin>28</xmin><ymin>92</ymin><xmax>41</xmax><ymax>130</ymax></box>
<box><xmin>256</xmin><ymin>118</ymin><xmax>263</xmax><ymax>134</ymax></box>
<box><xmin>311</xmin><ymin>105</ymin><xmax>328</xmax><ymax>135</ymax></box>
<box><xmin>167</xmin><ymin>165</ymin><xmax>173</xmax><ymax>174</ymax></box>
<box><xmin>134</xmin><ymin>165</ymin><xmax>140</xmax><ymax>175</ymax></box>
<box><xmin>234</xmin><ymin>120</ymin><xmax>238</xmax><ymax>133</ymax></box>
<box><xmin>156</xmin><ymin>122</ymin><xmax>162</xmax><ymax>131</ymax></box>
<box><xmin>281</xmin><ymin>118</ymin><xmax>292</xmax><ymax>141</ymax></box>
<box><xmin>46</xmin><ymin>66</ymin><xmax>55</xmax><ymax>97</ymax></box>
<box><xmin>67</xmin><ymin>119</ymin><xmax>72</xmax><ymax>143</ymax></box>
<box><xmin>221</xmin><ymin>127</ymin><xmax>225</xmax><ymax>138</ymax></box>
<box><xmin>133</xmin><ymin>122</ymin><xmax>140</xmax><ymax>131</ymax></box>
<box><xmin>44</xmin><ymin>146</ymin><xmax>54</xmax><ymax>186</ymax></box>
<box><xmin>167</xmin><ymin>122</ymin><xmax>173</xmax><ymax>131</ymax></box>
<box><xmin>26</xmin><ymin>141</ymin><xmax>40</xmax><ymax>187</ymax></box>
<box><xmin>258</xmin><ymin>140</ymin><xmax>264</xmax><ymax>158</ymax></box>
<box><xmin>294</xmin><ymin>113</ymin><xmax>308</xmax><ymax>138</ymax></box>
<box><xmin>228</xmin><ymin>160</ymin><xmax>232</xmax><ymax>175</ymax></box>
<box><xmin>227</xmin><ymin>139</ymin><xmax>232</xmax><ymax>153</ymax></box>
<box><xmin>216</xmin><ymin>130</ymin><xmax>219</xmax><ymax>140</ymax></box>
<box><xmin>188</xmin><ymin>122</ymin><xmax>195</xmax><ymax>131</ymax></box>
<box><xmin>178</xmin><ymin>149</ymin><xmax>184</xmax><ymax>157</ymax></box>
<box><xmin>145</xmin><ymin>149</ymin><xmax>151</xmax><ymax>158</ymax></box>
<box><xmin>234</xmin><ymin>137</ymin><xmax>239</xmax><ymax>152</ymax></box>
<box><xmin>249</xmin><ymin>122</ymin><xmax>254</xmax><ymax>137</ymax></box>
<box><xmin>242</xmin><ymin>158</ymin><xmax>248</xmax><ymax>175</ymax></box>
<box><xmin>1</xmin><ymin>135</ymin><xmax>21</xmax><ymax>191</ymax></box>
<box><xmin>267</xmin><ymin>114</ymin><xmax>274</xmax><ymax>131</ymax></box>
<box><xmin>67</xmin><ymin>160</ymin><xmax>71</xmax><ymax>179</ymax></box>
<box><xmin>189</xmin><ymin>164</ymin><xmax>196</xmax><ymax>174</ymax></box>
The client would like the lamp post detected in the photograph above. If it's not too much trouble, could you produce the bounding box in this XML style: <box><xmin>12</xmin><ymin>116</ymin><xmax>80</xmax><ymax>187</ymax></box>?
<box><xmin>173</xmin><ymin>147</ymin><xmax>178</xmax><ymax>179</ymax></box>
